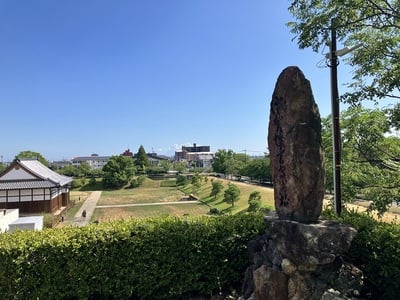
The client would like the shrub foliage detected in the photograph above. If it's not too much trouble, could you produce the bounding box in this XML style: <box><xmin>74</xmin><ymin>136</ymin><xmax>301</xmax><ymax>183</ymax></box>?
<box><xmin>322</xmin><ymin>209</ymin><xmax>400</xmax><ymax>299</ymax></box>
<box><xmin>0</xmin><ymin>214</ymin><xmax>265</xmax><ymax>299</ymax></box>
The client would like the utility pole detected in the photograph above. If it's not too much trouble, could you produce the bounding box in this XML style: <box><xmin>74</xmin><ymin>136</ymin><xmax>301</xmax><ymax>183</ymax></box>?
<box><xmin>329</xmin><ymin>19</ymin><xmax>342</xmax><ymax>215</ymax></box>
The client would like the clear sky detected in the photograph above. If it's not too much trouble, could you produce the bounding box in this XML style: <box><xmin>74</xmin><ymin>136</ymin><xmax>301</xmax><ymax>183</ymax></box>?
<box><xmin>0</xmin><ymin>0</ymin><xmax>356</xmax><ymax>162</ymax></box>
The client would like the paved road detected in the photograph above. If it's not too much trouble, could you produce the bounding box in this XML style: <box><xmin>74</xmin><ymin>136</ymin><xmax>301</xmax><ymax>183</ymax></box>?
<box><xmin>72</xmin><ymin>191</ymin><xmax>102</xmax><ymax>226</ymax></box>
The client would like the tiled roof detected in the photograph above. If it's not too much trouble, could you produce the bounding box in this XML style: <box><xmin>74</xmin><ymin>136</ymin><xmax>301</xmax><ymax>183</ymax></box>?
<box><xmin>0</xmin><ymin>160</ymin><xmax>73</xmax><ymax>190</ymax></box>
<box><xmin>19</xmin><ymin>160</ymin><xmax>72</xmax><ymax>186</ymax></box>
<box><xmin>0</xmin><ymin>180</ymin><xmax>57</xmax><ymax>190</ymax></box>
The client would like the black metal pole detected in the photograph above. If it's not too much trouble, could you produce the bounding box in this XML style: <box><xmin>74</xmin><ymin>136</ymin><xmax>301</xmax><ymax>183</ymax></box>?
<box><xmin>330</xmin><ymin>20</ymin><xmax>342</xmax><ymax>214</ymax></box>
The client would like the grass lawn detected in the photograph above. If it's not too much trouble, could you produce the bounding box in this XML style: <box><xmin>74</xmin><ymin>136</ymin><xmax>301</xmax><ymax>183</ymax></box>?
<box><xmin>181</xmin><ymin>177</ymin><xmax>275</xmax><ymax>215</ymax></box>
<box><xmin>98</xmin><ymin>179</ymin><xmax>185</xmax><ymax>205</ymax></box>
<box><xmin>90</xmin><ymin>176</ymin><xmax>275</xmax><ymax>221</ymax></box>
<box><xmin>92</xmin><ymin>203</ymin><xmax>209</xmax><ymax>221</ymax></box>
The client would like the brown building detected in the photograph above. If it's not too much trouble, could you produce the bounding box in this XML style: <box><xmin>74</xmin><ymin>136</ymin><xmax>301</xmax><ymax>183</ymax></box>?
<box><xmin>0</xmin><ymin>159</ymin><xmax>72</xmax><ymax>214</ymax></box>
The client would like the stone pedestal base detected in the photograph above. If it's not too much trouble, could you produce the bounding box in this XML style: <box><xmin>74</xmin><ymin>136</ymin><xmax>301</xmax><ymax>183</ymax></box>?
<box><xmin>242</xmin><ymin>214</ymin><xmax>363</xmax><ymax>300</ymax></box>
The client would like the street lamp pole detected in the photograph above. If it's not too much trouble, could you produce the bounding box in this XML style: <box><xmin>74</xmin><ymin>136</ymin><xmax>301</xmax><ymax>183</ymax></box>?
<box><xmin>329</xmin><ymin>19</ymin><xmax>342</xmax><ymax>215</ymax></box>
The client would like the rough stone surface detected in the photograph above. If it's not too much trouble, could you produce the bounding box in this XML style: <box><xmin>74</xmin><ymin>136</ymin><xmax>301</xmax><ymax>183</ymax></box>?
<box><xmin>264</xmin><ymin>215</ymin><xmax>357</xmax><ymax>266</ymax></box>
<box><xmin>253</xmin><ymin>265</ymin><xmax>288</xmax><ymax>300</ymax></box>
<box><xmin>268</xmin><ymin>66</ymin><xmax>325</xmax><ymax>223</ymax></box>
<box><xmin>242</xmin><ymin>217</ymin><xmax>362</xmax><ymax>300</ymax></box>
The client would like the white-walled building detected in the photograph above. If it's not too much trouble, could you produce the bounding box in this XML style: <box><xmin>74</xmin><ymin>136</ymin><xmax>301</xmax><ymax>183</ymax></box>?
<box><xmin>0</xmin><ymin>159</ymin><xmax>72</xmax><ymax>214</ymax></box>
<box><xmin>0</xmin><ymin>209</ymin><xmax>43</xmax><ymax>233</ymax></box>
<box><xmin>71</xmin><ymin>154</ymin><xmax>110</xmax><ymax>169</ymax></box>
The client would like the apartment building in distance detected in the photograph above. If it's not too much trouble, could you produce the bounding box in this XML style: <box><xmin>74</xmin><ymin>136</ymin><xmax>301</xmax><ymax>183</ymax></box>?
<box><xmin>175</xmin><ymin>143</ymin><xmax>214</xmax><ymax>168</ymax></box>
<box><xmin>71</xmin><ymin>154</ymin><xmax>111</xmax><ymax>169</ymax></box>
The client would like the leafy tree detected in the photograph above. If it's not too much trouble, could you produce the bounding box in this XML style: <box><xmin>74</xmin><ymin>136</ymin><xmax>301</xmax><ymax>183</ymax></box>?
<box><xmin>212</xmin><ymin>149</ymin><xmax>234</xmax><ymax>175</ymax></box>
<box><xmin>89</xmin><ymin>176</ymin><xmax>97</xmax><ymax>186</ymax></box>
<box><xmin>159</xmin><ymin>160</ymin><xmax>172</xmax><ymax>172</ymax></box>
<box><xmin>59</xmin><ymin>165</ymin><xmax>77</xmax><ymax>177</ymax></box>
<box><xmin>103</xmin><ymin>155</ymin><xmax>135</xmax><ymax>188</ymax></box>
<box><xmin>241</xmin><ymin>156</ymin><xmax>271</xmax><ymax>183</ymax></box>
<box><xmin>224</xmin><ymin>183</ymin><xmax>241</xmax><ymax>207</ymax></box>
<box><xmin>77</xmin><ymin>162</ymin><xmax>91</xmax><ymax>178</ymax></box>
<box><xmin>212</xmin><ymin>149</ymin><xmax>244</xmax><ymax>179</ymax></box>
<box><xmin>387</xmin><ymin>103</ymin><xmax>400</xmax><ymax>131</ymax></box>
<box><xmin>191</xmin><ymin>173</ymin><xmax>202</xmax><ymax>194</ymax></box>
<box><xmin>248</xmin><ymin>191</ymin><xmax>262</xmax><ymax>212</ymax></box>
<box><xmin>322</xmin><ymin>106</ymin><xmax>400</xmax><ymax>215</ymax></box>
<box><xmin>130</xmin><ymin>175</ymin><xmax>146</xmax><ymax>188</ymax></box>
<box><xmin>176</xmin><ymin>174</ymin><xmax>188</xmax><ymax>186</ymax></box>
<box><xmin>0</xmin><ymin>163</ymin><xmax>5</xmax><ymax>174</ymax></box>
<box><xmin>287</xmin><ymin>0</ymin><xmax>400</xmax><ymax>104</ymax></box>
<box><xmin>16</xmin><ymin>150</ymin><xmax>48</xmax><ymax>166</ymax></box>
<box><xmin>173</xmin><ymin>161</ymin><xmax>187</xmax><ymax>173</ymax></box>
<box><xmin>134</xmin><ymin>145</ymin><xmax>150</xmax><ymax>173</ymax></box>
<box><xmin>210</xmin><ymin>180</ymin><xmax>224</xmax><ymax>198</ymax></box>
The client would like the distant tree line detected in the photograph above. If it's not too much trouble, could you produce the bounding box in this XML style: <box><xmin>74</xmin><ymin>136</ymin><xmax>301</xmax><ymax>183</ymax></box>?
<box><xmin>211</xmin><ymin>149</ymin><xmax>271</xmax><ymax>184</ymax></box>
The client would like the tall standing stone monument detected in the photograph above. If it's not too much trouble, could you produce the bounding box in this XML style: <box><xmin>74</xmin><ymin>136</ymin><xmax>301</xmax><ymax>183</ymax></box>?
<box><xmin>268</xmin><ymin>66</ymin><xmax>325</xmax><ymax>223</ymax></box>
<box><xmin>241</xmin><ymin>67</ymin><xmax>361</xmax><ymax>300</ymax></box>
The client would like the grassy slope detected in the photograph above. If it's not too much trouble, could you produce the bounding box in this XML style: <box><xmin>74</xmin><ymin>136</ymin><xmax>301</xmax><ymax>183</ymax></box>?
<box><xmin>76</xmin><ymin>177</ymin><xmax>274</xmax><ymax>221</ymax></box>
<box><xmin>180</xmin><ymin>177</ymin><xmax>274</xmax><ymax>215</ymax></box>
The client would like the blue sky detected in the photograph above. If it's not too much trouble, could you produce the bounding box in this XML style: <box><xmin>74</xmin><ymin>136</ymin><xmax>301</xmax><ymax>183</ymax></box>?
<box><xmin>0</xmin><ymin>0</ymin><xmax>355</xmax><ymax>162</ymax></box>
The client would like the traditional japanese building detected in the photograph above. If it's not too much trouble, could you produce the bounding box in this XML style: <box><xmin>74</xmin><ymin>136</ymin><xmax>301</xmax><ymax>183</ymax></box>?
<box><xmin>0</xmin><ymin>159</ymin><xmax>73</xmax><ymax>214</ymax></box>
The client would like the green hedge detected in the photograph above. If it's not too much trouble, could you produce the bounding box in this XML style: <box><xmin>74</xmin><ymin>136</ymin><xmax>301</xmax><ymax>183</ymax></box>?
<box><xmin>0</xmin><ymin>214</ymin><xmax>265</xmax><ymax>300</ymax></box>
<box><xmin>322</xmin><ymin>209</ymin><xmax>400</xmax><ymax>299</ymax></box>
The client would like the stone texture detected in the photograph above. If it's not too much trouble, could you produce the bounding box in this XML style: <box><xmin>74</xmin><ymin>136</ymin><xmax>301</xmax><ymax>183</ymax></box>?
<box><xmin>268</xmin><ymin>66</ymin><xmax>325</xmax><ymax>223</ymax></box>
<box><xmin>242</xmin><ymin>217</ymin><xmax>362</xmax><ymax>300</ymax></box>
<box><xmin>253</xmin><ymin>265</ymin><xmax>288</xmax><ymax>300</ymax></box>
<box><xmin>264</xmin><ymin>216</ymin><xmax>357</xmax><ymax>266</ymax></box>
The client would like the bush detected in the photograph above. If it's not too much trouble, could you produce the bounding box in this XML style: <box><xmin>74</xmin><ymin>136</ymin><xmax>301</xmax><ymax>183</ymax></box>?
<box><xmin>322</xmin><ymin>208</ymin><xmax>400</xmax><ymax>299</ymax></box>
<box><xmin>0</xmin><ymin>213</ymin><xmax>266</xmax><ymax>299</ymax></box>
<box><xmin>176</xmin><ymin>174</ymin><xmax>188</xmax><ymax>186</ymax></box>
<box><xmin>209</xmin><ymin>207</ymin><xmax>221</xmax><ymax>215</ymax></box>
<box><xmin>247</xmin><ymin>200</ymin><xmax>261</xmax><ymax>212</ymax></box>
<box><xmin>43</xmin><ymin>213</ymin><xmax>56</xmax><ymax>228</ymax></box>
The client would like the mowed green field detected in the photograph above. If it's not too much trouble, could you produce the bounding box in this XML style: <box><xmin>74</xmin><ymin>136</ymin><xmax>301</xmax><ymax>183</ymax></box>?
<box><xmin>90</xmin><ymin>177</ymin><xmax>274</xmax><ymax>221</ymax></box>
<box><xmin>93</xmin><ymin>203</ymin><xmax>210</xmax><ymax>222</ymax></box>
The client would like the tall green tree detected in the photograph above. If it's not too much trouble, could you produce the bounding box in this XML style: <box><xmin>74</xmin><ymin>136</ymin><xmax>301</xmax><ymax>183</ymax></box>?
<box><xmin>16</xmin><ymin>150</ymin><xmax>48</xmax><ymax>166</ymax></box>
<box><xmin>288</xmin><ymin>0</ymin><xmax>400</xmax><ymax>104</ymax></box>
<box><xmin>224</xmin><ymin>183</ymin><xmax>241</xmax><ymax>207</ymax></box>
<box><xmin>210</xmin><ymin>180</ymin><xmax>224</xmax><ymax>198</ymax></box>
<box><xmin>248</xmin><ymin>191</ymin><xmax>262</xmax><ymax>212</ymax></box>
<box><xmin>134</xmin><ymin>145</ymin><xmax>150</xmax><ymax>173</ymax></box>
<box><xmin>60</xmin><ymin>164</ymin><xmax>77</xmax><ymax>177</ymax></box>
<box><xmin>212</xmin><ymin>149</ymin><xmax>244</xmax><ymax>179</ymax></box>
<box><xmin>241</xmin><ymin>156</ymin><xmax>271</xmax><ymax>183</ymax></box>
<box><xmin>212</xmin><ymin>149</ymin><xmax>234</xmax><ymax>175</ymax></box>
<box><xmin>322</xmin><ymin>106</ymin><xmax>400</xmax><ymax>215</ymax></box>
<box><xmin>103</xmin><ymin>155</ymin><xmax>135</xmax><ymax>188</ymax></box>
<box><xmin>77</xmin><ymin>162</ymin><xmax>91</xmax><ymax>178</ymax></box>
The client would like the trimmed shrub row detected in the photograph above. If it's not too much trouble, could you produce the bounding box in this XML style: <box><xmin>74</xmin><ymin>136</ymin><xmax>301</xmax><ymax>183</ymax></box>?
<box><xmin>0</xmin><ymin>213</ymin><xmax>265</xmax><ymax>299</ymax></box>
